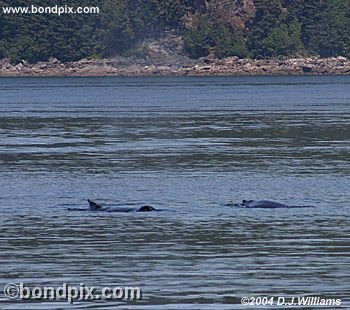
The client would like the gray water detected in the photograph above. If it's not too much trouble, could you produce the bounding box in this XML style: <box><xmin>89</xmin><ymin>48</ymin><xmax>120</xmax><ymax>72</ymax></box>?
<box><xmin>0</xmin><ymin>76</ymin><xmax>349</xmax><ymax>309</ymax></box>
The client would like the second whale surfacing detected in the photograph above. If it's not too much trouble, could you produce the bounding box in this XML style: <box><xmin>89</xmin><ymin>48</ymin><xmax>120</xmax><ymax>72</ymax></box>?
<box><xmin>67</xmin><ymin>199</ymin><xmax>159</xmax><ymax>212</ymax></box>
<box><xmin>232</xmin><ymin>200</ymin><xmax>313</xmax><ymax>209</ymax></box>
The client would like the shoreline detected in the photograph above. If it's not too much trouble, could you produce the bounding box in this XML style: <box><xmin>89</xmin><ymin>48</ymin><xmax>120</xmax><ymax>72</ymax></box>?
<box><xmin>0</xmin><ymin>56</ymin><xmax>349</xmax><ymax>77</ymax></box>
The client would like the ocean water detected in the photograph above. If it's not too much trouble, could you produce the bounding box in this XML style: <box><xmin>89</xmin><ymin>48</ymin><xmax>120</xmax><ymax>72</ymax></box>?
<box><xmin>0</xmin><ymin>76</ymin><xmax>349</xmax><ymax>309</ymax></box>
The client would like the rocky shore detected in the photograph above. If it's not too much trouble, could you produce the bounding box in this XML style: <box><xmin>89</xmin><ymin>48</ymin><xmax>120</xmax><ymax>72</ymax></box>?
<box><xmin>1</xmin><ymin>55</ymin><xmax>349</xmax><ymax>77</ymax></box>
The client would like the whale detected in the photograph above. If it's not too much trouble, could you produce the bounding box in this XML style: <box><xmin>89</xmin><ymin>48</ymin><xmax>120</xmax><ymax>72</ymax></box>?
<box><xmin>231</xmin><ymin>200</ymin><xmax>312</xmax><ymax>208</ymax></box>
<box><xmin>67</xmin><ymin>199</ymin><xmax>159</xmax><ymax>212</ymax></box>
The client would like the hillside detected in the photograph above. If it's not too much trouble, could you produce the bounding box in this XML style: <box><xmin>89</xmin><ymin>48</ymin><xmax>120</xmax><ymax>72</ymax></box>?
<box><xmin>0</xmin><ymin>0</ymin><xmax>349</xmax><ymax>63</ymax></box>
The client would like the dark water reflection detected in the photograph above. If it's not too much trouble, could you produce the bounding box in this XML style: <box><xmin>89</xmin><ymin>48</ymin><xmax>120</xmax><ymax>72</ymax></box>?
<box><xmin>0</xmin><ymin>76</ymin><xmax>349</xmax><ymax>309</ymax></box>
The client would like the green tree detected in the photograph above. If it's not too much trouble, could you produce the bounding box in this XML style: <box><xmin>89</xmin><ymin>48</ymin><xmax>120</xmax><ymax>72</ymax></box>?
<box><xmin>260</xmin><ymin>19</ymin><xmax>303</xmax><ymax>57</ymax></box>
<box><xmin>184</xmin><ymin>15</ymin><xmax>211</xmax><ymax>58</ymax></box>
<box><xmin>184</xmin><ymin>15</ymin><xmax>247</xmax><ymax>59</ymax></box>
<box><xmin>0</xmin><ymin>0</ymin><xmax>101</xmax><ymax>62</ymax></box>
<box><xmin>210</xmin><ymin>22</ymin><xmax>247</xmax><ymax>58</ymax></box>
<box><xmin>100</xmin><ymin>0</ymin><xmax>133</xmax><ymax>56</ymax></box>
<box><xmin>330</xmin><ymin>0</ymin><xmax>350</xmax><ymax>57</ymax></box>
<box><xmin>247</xmin><ymin>0</ymin><xmax>286</xmax><ymax>57</ymax></box>
<box><xmin>300</xmin><ymin>0</ymin><xmax>345</xmax><ymax>57</ymax></box>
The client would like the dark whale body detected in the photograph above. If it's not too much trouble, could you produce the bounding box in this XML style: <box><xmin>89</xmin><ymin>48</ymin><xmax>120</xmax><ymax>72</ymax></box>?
<box><xmin>67</xmin><ymin>200</ymin><xmax>159</xmax><ymax>212</ymax></box>
<box><xmin>232</xmin><ymin>200</ymin><xmax>312</xmax><ymax>209</ymax></box>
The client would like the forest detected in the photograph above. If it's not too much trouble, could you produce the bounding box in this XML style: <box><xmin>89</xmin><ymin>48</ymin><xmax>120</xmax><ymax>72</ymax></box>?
<box><xmin>0</xmin><ymin>0</ymin><xmax>349</xmax><ymax>63</ymax></box>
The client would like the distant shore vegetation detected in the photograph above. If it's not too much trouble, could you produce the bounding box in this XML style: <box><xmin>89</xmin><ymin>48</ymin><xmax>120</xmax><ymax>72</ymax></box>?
<box><xmin>0</xmin><ymin>0</ymin><xmax>349</xmax><ymax>63</ymax></box>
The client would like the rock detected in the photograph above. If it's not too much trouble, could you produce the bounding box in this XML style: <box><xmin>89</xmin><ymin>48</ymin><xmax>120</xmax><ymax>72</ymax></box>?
<box><xmin>0</xmin><ymin>55</ymin><xmax>349</xmax><ymax>76</ymax></box>
<box><xmin>302</xmin><ymin>66</ymin><xmax>313</xmax><ymax>73</ymax></box>
<box><xmin>207</xmin><ymin>0</ymin><xmax>256</xmax><ymax>30</ymax></box>
<box><xmin>15</xmin><ymin>63</ymin><xmax>23</xmax><ymax>70</ymax></box>
<box><xmin>48</xmin><ymin>57</ymin><xmax>59</xmax><ymax>64</ymax></box>
<box><xmin>336</xmin><ymin>56</ymin><xmax>347</xmax><ymax>62</ymax></box>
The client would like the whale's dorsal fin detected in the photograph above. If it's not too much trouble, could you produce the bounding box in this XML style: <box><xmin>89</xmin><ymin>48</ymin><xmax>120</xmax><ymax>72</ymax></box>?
<box><xmin>137</xmin><ymin>205</ymin><xmax>156</xmax><ymax>212</ymax></box>
<box><xmin>87</xmin><ymin>199</ymin><xmax>103</xmax><ymax>210</ymax></box>
<box><xmin>242</xmin><ymin>200</ymin><xmax>254</xmax><ymax>206</ymax></box>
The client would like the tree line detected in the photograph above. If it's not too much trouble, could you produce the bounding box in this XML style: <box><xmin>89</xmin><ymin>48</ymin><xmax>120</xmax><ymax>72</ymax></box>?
<box><xmin>0</xmin><ymin>0</ymin><xmax>349</xmax><ymax>63</ymax></box>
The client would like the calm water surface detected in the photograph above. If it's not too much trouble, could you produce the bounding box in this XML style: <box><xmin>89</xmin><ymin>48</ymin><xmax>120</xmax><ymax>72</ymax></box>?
<box><xmin>0</xmin><ymin>76</ymin><xmax>349</xmax><ymax>309</ymax></box>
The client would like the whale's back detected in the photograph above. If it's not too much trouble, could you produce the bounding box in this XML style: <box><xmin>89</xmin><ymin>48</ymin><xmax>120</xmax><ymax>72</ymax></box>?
<box><xmin>245</xmin><ymin>200</ymin><xmax>287</xmax><ymax>208</ymax></box>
